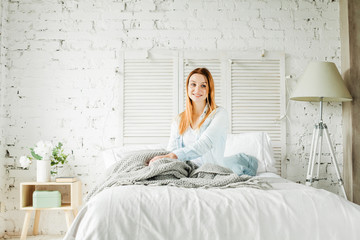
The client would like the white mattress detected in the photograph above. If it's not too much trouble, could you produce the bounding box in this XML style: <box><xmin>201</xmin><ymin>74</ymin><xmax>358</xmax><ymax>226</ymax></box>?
<box><xmin>64</xmin><ymin>175</ymin><xmax>360</xmax><ymax>240</ymax></box>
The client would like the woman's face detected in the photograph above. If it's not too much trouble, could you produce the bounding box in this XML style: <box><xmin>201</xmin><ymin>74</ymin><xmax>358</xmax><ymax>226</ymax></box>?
<box><xmin>188</xmin><ymin>73</ymin><xmax>209</xmax><ymax>103</ymax></box>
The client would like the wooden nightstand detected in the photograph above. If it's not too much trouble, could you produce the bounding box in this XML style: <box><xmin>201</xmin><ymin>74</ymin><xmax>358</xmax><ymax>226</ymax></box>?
<box><xmin>19</xmin><ymin>181</ymin><xmax>82</xmax><ymax>240</ymax></box>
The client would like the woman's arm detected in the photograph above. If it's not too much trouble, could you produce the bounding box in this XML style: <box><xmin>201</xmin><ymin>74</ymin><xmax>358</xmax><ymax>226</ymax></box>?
<box><xmin>148</xmin><ymin>152</ymin><xmax>177</xmax><ymax>165</ymax></box>
<box><xmin>172</xmin><ymin>108</ymin><xmax>228</xmax><ymax>161</ymax></box>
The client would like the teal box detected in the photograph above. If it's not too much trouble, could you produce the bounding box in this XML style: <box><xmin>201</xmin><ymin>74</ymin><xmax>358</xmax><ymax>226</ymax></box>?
<box><xmin>33</xmin><ymin>191</ymin><xmax>61</xmax><ymax>208</ymax></box>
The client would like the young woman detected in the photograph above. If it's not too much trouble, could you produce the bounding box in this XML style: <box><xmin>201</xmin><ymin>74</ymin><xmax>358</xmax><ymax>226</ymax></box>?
<box><xmin>148</xmin><ymin>68</ymin><xmax>228</xmax><ymax>166</ymax></box>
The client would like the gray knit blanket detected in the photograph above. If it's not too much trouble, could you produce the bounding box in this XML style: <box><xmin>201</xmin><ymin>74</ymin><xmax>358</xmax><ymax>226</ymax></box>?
<box><xmin>86</xmin><ymin>150</ymin><xmax>271</xmax><ymax>201</ymax></box>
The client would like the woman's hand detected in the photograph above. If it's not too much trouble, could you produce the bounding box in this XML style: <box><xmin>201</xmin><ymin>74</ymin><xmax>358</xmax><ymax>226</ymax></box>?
<box><xmin>147</xmin><ymin>153</ymin><xmax>178</xmax><ymax>165</ymax></box>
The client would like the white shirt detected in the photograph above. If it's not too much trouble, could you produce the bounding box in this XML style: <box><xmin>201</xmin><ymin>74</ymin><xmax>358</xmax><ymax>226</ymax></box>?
<box><xmin>182</xmin><ymin>127</ymin><xmax>197</xmax><ymax>147</ymax></box>
<box><xmin>182</xmin><ymin>127</ymin><xmax>203</xmax><ymax>166</ymax></box>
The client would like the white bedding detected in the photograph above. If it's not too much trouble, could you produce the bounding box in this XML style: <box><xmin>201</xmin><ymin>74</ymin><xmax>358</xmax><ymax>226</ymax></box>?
<box><xmin>64</xmin><ymin>175</ymin><xmax>360</xmax><ymax>240</ymax></box>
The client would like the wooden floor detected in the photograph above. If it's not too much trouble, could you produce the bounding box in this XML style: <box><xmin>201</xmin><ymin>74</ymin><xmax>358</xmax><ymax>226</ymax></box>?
<box><xmin>8</xmin><ymin>235</ymin><xmax>64</xmax><ymax>240</ymax></box>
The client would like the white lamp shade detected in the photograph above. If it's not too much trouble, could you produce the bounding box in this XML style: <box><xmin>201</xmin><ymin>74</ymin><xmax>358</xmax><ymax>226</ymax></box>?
<box><xmin>290</xmin><ymin>61</ymin><xmax>352</xmax><ymax>102</ymax></box>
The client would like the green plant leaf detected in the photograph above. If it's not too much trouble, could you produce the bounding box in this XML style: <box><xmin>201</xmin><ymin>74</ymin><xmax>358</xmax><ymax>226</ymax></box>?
<box><xmin>30</xmin><ymin>148</ymin><xmax>42</xmax><ymax>160</ymax></box>
<box><xmin>50</xmin><ymin>142</ymin><xmax>70</xmax><ymax>170</ymax></box>
<box><xmin>52</xmin><ymin>150</ymin><xmax>58</xmax><ymax>158</ymax></box>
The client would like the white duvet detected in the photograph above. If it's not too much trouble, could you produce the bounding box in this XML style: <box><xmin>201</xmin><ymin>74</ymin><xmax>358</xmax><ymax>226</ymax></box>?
<box><xmin>64</xmin><ymin>175</ymin><xmax>360</xmax><ymax>240</ymax></box>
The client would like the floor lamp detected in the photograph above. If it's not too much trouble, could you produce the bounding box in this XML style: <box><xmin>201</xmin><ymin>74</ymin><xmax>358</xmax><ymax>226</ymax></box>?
<box><xmin>290</xmin><ymin>61</ymin><xmax>352</xmax><ymax>199</ymax></box>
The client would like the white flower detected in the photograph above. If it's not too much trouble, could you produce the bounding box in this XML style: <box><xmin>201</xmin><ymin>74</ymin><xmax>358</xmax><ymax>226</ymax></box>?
<box><xmin>19</xmin><ymin>156</ymin><xmax>31</xmax><ymax>168</ymax></box>
<box><xmin>34</xmin><ymin>141</ymin><xmax>54</xmax><ymax>160</ymax></box>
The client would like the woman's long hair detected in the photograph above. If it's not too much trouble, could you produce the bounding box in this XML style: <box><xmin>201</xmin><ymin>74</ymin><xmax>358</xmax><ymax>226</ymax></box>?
<box><xmin>178</xmin><ymin>68</ymin><xmax>216</xmax><ymax>135</ymax></box>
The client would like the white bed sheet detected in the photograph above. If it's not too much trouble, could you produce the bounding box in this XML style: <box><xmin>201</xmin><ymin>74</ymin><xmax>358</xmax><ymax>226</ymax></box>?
<box><xmin>65</xmin><ymin>175</ymin><xmax>360</xmax><ymax>240</ymax></box>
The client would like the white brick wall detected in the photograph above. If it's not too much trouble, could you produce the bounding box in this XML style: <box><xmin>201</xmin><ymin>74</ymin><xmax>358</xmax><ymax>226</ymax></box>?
<box><xmin>1</xmin><ymin>0</ymin><xmax>9</xmax><ymax>236</ymax></box>
<box><xmin>0</xmin><ymin>0</ymin><xmax>343</xmax><ymax>236</ymax></box>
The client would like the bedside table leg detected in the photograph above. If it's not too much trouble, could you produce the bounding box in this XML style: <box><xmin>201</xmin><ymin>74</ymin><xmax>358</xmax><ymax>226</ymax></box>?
<box><xmin>21</xmin><ymin>210</ymin><xmax>32</xmax><ymax>240</ymax></box>
<box><xmin>33</xmin><ymin>210</ymin><xmax>41</xmax><ymax>235</ymax></box>
<box><xmin>64</xmin><ymin>210</ymin><xmax>73</xmax><ymax>229</ymax></box>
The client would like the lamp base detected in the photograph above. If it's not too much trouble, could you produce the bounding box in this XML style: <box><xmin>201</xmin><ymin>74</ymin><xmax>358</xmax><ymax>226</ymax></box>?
<box><xmin>306</xmin><ymin>121</ymin><xmax>347</xmax><ymax>200</ymax></box>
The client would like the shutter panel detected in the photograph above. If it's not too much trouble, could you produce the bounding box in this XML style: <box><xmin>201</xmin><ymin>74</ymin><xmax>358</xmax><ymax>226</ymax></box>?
<box><xmin>182</xmin><ymin>60</ymin><xmax>223</xmax><ymax>108</ymax></box>
<box><xmin>230</xmin><ymin>58</ymin><xmax>284</xmax><ymax>174</ymax></box>
<box><xmin>122</xmin><ymin>55</ymin><xmax>177</xmax><ymax>145</ymax></box>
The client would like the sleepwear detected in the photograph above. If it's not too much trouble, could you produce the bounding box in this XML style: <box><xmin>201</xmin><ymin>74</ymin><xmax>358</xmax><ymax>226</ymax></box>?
<box><xmin>167</xmin><ymin>105</ymin><xmax>228</xmax><ymax>167</ymax></box>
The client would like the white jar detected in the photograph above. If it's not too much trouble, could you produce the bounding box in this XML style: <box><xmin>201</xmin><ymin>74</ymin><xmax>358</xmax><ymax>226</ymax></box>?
<box><xmin>36</xmin><ymin>160</ymin><xmax>51</xmax><ymax>182</ymax></box>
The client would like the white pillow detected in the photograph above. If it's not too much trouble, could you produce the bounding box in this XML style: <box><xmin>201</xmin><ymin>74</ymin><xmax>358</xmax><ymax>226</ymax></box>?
<box><xmin>101</xmin><ymin>144</ymin><xmax>167</xmax><ymax>169</ymax></box>
<box><xmin>224</xmin><ymin>132</ymin><xmax>277</xmax><ymax>174</ymax></box>
<box><xmin>102</xmin><ymin>132</ymin><xmax>277</xmax><ymax>173</ymax></box>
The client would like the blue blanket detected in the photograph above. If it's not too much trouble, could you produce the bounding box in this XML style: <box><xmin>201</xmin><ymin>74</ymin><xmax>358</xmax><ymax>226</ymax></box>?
<box><xmin>222</xmin><ymin>153</ymin><xmax>258</xmax><ymax>176</ymax></box>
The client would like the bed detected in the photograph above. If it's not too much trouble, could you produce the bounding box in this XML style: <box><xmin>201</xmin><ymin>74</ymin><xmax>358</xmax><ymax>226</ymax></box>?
<box><xmin>64</xmin><ymin>133</ymin><xmax>360</xmax><ymax>240</ymax></box>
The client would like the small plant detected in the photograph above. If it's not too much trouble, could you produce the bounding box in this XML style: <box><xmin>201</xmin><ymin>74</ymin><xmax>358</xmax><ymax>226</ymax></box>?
<box><xmin>19</xmin><ymin>141</ymin><xmax>70</xmax><ymax>175</ymax></box>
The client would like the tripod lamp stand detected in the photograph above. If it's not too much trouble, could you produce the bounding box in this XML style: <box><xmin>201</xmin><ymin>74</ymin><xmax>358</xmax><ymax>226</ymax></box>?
<box><xmin>290</xmin><ymin>61</ymin><xmax>352</xmax><ymax>199</ymax></box>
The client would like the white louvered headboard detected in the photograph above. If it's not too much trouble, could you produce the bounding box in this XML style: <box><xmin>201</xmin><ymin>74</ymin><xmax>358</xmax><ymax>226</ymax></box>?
<box><xmin>119</xmin><ymin>50</ymin><xmax>286</xmax><ymax>175</ymax></box>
